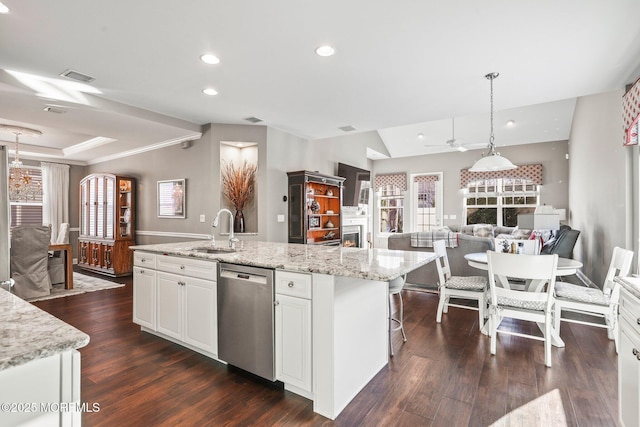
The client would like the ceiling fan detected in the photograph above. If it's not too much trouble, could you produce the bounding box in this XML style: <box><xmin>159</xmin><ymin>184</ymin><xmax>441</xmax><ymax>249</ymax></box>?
<box><xmin>423</xmin><ymin>118</ymin><xmax>469</xmax><ymax>152</ymax></box>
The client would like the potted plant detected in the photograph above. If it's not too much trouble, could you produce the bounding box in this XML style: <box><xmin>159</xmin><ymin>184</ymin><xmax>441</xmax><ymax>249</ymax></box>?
<box><xmin>220</xmin><ymin>160</ymin><xmax>258</xmax><ymax>233</ymax></box>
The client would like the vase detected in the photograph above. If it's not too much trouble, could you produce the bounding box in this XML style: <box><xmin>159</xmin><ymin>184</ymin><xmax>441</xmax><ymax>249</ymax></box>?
<box><xmin>234</xmin><ymin>209</ymin><xmax>245</xmax><ymax>233</ymax></box>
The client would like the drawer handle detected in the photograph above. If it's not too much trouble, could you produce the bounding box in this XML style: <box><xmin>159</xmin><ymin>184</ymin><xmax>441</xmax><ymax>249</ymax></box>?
<box><xmin>140</xmin><ymin>269</ymin><xmax>145</xmax><ymax>274</ymax></box>
<box><xmin>141</xmin><ymin>259</ymin><xmax>146</xmax><ymax>263</ymax></box>
<box><xmin>637</xmin><ymin>318</ymin><xmax>640</xmax><ymax>326</ymax></box>
<box><xmin>634</xmin><ymin>348</ymin><xmax>640</xmax><ymax>361</ymax></box>
<box><xmin>274</xmin><ymin>300</ymin><xmax>279</xmax><ymax>306</ymax></box>
<box><xmin>180</xmin><ymin>265</ymin><xmax>185</xmax><ymax>270</ymax></box>
<box><xmin>178</xmin><ymin>281</ymin><xmax>185</xmax><ymax>286</ymax></box>
<box><xmin>288</xmin><ymin>281</ymin><xmax>294</xmax><ymax>288</ymax></box>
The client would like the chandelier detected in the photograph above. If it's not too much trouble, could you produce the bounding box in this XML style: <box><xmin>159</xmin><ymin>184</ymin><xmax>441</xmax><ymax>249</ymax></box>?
<box><xmin>469</xmin><ymin>73</ymin><xmax>517</xmax><ymax>172</ymax></box>
<box><xmin>0</xmin><ymin>124</ymin><xmax>43</xmax><ymax>202</ymax></box>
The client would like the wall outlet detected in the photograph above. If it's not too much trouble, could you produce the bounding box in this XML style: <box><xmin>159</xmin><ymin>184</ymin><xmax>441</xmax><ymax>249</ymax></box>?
<box><xmin>199</xmin><ymin>214</ymin><xmax>205</xmax><ymax>223</ymax></box>
<box><xmin>443</xmin><ymin>214</ymin><xmax>449</xmax><ymax>220</ymax></box>
<box><xmin>277</xmin><ymin>214</ymin><xmax>285</xmax><ymax>223</ymax></box>
<box><xmin>449</xmin><ymin>214</ymin><xmax>457</xmax><ymax>220</ymax></box>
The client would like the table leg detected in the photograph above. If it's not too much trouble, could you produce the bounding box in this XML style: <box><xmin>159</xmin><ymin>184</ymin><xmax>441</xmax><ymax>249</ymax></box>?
<box><xmin>64</xmin><ymin>246</ymin><xmax>73</xmax><ymax>289</ymax></box>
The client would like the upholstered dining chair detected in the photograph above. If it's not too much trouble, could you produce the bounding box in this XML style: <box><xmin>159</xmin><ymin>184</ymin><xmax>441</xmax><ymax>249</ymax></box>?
<box><xmin>389</xmin><ymin>274</ymin><xmax>407</xmax><ymax>356</ymax></box>
<box><xmin>48</xmin><ymin>222</ymin><xmax>70</xmax><ymax>285</ymax></box>
<box><xmin>554</xmin><ymin>246</ymin><xmax>633</xmax><ymax>353</ymax></box>
<box><xmin>487</xmin><ymin>251</ymin><xmax>559</xmax><ymax>367</ymax></box>
<box><xmin>10</xmin><ymin>225</ymin><xmax>52</xmax><ymax>299</ymax></box>
<box><xmin>434</xmin><ymin>240</ymin><xmax>488</xmax><ymax>331</ymax></box>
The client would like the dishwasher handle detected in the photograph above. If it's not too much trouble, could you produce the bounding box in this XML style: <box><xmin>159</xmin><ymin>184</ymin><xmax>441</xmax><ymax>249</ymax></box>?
<box><xmin>220</xmin><ymin>268</ymin><xmax>268</xmax><ymax>284</ymax></box>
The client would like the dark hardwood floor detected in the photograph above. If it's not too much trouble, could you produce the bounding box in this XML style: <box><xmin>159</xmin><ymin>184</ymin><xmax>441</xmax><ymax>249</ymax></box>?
<box><xmin>33</xmin><ymin>270</ymin><xmax>620</xmax><ymax>426</ymax></box>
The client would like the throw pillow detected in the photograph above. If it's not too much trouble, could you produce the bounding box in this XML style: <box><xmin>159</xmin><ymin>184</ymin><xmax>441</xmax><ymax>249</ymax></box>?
<box><xmin>461</xmin><ymin>225</ymin><xmax>475</xmax><ymax>235</ymax></box>
<box><xmin>473</xmin><ymin>224</ymin><xmax>494</xmax><ymax>238</ymax></box>
<box><xmin>511</xmin><ymin>227</ymin><xmax>532</xmax><ymax>240</ymax></box>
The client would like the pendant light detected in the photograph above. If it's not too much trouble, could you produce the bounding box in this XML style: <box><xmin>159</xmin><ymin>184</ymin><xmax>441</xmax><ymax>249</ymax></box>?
<box><xmin>469</xmin><ymin>72</ymin><xmax>517</xmax><ymax>172</ymax></box>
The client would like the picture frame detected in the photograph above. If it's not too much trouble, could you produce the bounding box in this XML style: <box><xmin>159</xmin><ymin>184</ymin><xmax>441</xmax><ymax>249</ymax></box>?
<box><xmin>309</xmin><ymin>215</ymin><xmax>321</xmax><ymax>229</ymax></box>
<box><xmin>158</xmin><ymin>179</ymin><xmax>186</xmax><ymax>218</ymax></box>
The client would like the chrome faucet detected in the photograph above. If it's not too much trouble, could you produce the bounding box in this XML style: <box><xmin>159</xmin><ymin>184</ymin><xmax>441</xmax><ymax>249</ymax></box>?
<box><xmin>212</xmin><ymin>208</ymin><xmax>239</xmax><ymax>248</ymax></box>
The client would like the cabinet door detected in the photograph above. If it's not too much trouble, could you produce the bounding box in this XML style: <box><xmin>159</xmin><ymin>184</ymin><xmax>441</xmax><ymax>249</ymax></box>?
<box><xmin>156</xmin><ymin>272</ymin><xmax>183</xmax><ymax>340</ymax></box>
<box><xmin>619</xmin><ymin>319</ymin><xmax>640</xmax><ymax>427</ymax></box>
<box><xmin>133</xmin><ymin>267</ymin><xmax>156</xmax><ymax>329</ymax></box>
<box><xmin>275</xmin><ymin>293</ymin><xmax>312</xmax><ymax>392</ymax></box>
<box><xmin>183</xmin><ymin>277</ymin><xmax>217</xmax><ymax>355</ymax></box>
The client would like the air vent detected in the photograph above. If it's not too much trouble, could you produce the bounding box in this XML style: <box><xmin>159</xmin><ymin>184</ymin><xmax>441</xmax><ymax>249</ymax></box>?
<box><xmin>60</xmin><ymin>69</ymin><xmax>95</xmax><ymax>83</ymax></box>
<box><xmin>244</xmin><ymin>116</ymin><xmax>263</xmax><ymax>124</ymax></box>
<box><xmin>339</xmin><ymin>125</ymin><xmax>356</xmax><ymax>132</ymax></box>
<box><xmin>43</xmin><ymin>106</ymin><xmax>67</xmax><ymax>114</ymax></box>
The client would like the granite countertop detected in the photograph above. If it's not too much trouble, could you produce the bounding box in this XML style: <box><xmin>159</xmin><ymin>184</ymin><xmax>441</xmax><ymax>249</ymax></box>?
<box><xmin>616</xmin><ymin>276</ymin><xmax>640</xmax><ymax>300</ymax></box>
<box><xmin>131</xmin><ymin>240</ymin><xmax>436</xmax><ymax>281</ymax></box>
<box><xmin>0</xmin><ymin>290</ymin><xmax>90</xmax><ymax>371</ymax></box>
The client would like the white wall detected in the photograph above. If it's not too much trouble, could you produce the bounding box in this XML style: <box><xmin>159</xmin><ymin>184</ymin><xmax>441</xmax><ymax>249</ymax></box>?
<box><xmin>568</xmin><ymin>89</ymin><xmax>632</xmax><ymax>283</ymax></box>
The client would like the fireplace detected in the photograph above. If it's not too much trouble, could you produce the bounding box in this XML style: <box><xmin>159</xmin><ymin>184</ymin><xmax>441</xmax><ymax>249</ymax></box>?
<box><xmin>342</xmin><ymin>225</ymin><xmax>361</xmax><ymax>248</ymax></box>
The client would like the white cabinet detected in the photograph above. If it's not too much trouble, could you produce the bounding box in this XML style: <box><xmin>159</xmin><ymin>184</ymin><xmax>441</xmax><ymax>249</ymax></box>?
<box><xmin>133</xmin><ymin>266</ymin><xmax>156</xmax><ymax>329</ymax></box>
<box><xmin>619</xmin><ymin>284</ymin><xmax>640</xmax><ymax>427</ymax></box>
<box><xmin>133</xmin><ymin>251</ymin><xmax>217</xmax><ymax>357</ymax></box>
<box><xmin>133</xmin><ymin>252</ymin><xmax>157</xmax><ymax>329</ymax></box>
<box><xmin>275</xmin><ymin>270</ymin><xmax>312</xmax><ymax>394</ymax></box>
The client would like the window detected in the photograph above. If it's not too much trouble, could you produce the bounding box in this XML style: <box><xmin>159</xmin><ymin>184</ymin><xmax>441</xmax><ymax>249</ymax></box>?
<box><xmin>375</xmin><ymin>173</ymin><xmax>406</xmax><ymax>234</ymax></box>
<box><xmin>379</xmin><ymin>185</ymin><xmax>404</xmax><ymax>233</ymax></box>
<box><xmin>464</xmin><ymin>177</ymin><xmax>539</xmax><ymax>226</ymax></box>
<box><xmin>9</xmin><ymin>165</ymin><xmax>43</xmax><ymax>227</ymax></box>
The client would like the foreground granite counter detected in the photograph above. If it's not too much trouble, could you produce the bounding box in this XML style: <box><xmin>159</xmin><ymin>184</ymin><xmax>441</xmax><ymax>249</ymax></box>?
<box><xmin>0</xmin><ymin>289</ymin><xmax>90</xmax><ymax>371</ymax></box>
<box><xmin>0</xmin><ymin>289</ymin><xmax>90</xmax><ymax>426</ymax></box>
<box><xmin>130</xmin><ymin>240</ymin><xmax>436</xmax><ymax>281</ymax></box>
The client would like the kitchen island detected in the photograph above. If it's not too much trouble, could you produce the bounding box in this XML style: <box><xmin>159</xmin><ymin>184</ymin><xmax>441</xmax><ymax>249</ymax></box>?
<box><xmin>131</xmin><ymin>240</ymin><xmax>435</xmax><ymax>419</ymax></box>
<box><xmin>0</xmin><ymin>288</ymin><xmax>90</xmax><ymax>426</ymax></box>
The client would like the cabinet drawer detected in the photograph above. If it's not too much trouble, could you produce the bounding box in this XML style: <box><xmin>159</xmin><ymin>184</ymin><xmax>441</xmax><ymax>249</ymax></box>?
<box><xmin>276</xmin><ymin>271</ymin><xmax>311</xmax><ymax>299</ymax></box>
<box><xmin>620</xmin><ymin>288</ymin><xmax>640</xmax><ymax>333</ymax></box>
<box><xmin>134</xmin><ymin>252</ymin><xmax>157</xmax><ymax>269</ymax></box>
<box><xmin>157</xmin><ymin>255</ymin><xmax>217</xmax><ymax>280</ymax></box>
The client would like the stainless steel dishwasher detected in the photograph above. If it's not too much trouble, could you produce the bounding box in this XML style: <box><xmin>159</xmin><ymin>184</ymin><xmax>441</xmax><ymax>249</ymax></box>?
<box><xmin>217</xmin><ymin>263</ymin><xmax>276</xmax><ymax>381</ymax></box>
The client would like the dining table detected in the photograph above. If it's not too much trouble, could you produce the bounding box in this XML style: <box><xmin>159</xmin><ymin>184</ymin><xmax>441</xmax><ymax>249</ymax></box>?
<box><xmin>464</xmin><ymin>251</ymin><xmax>583</xmax><ymax>348</ymax></box>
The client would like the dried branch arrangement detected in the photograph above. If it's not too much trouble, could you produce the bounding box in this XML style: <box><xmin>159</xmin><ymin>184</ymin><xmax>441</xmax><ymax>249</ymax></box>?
<box><xmin>220</xmin><ymin>160</ymin><xmax>258</xmax><ymax>211</ymax></box>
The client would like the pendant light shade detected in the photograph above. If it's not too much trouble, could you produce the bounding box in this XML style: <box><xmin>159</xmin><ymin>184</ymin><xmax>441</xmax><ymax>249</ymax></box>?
<box><xmin>469</xmin><ymin>73</ymin><xmax>517</xmax><ymax>172</ymax></box>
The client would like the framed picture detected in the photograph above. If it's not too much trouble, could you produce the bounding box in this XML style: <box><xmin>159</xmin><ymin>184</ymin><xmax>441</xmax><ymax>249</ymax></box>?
<box><xmin>309</xmin><ymin>215</ymin><xmax>321</xmax><ymax>229</ymax></box>
<box><xmin>158</xmin><ymin>179</ymin><xmax>186</xmax><ymax>218</ymax></box>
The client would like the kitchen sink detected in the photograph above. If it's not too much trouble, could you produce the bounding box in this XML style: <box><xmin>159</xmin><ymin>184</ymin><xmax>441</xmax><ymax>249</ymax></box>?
<box><xmin>190</xmin><ymin>247</ymin><xmax>236</xmax><ymax>254</ymax></box>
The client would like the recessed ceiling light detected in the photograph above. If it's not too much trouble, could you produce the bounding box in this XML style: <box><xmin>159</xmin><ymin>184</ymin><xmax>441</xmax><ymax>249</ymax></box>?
<box><xmin>417</xmin><ymin>133</ymin><xmax>425</xmax><ymax>140</ymax></box>
<box><xmin>506</xmin><ymin>120</ymin><xmax>516</xmax><ymax>127</ymax></box>
<box><xmin>200</xmin><ymin>54</ymin><xmax>220</xmax><ymax>65</ymax></box>
<box><xmin>0</xmin><ymin>3</ymin><xmax>9</xmax><ymax>13</ymax></box>
<box><xmin>315</xmin><ymin>45</ymin><xmax>335</xmax><ymax>57</ymax></box>
<box><xmin>202</xmin><ymin>88</ymin><xmax>218</xmax><ymax>96</ymax></box>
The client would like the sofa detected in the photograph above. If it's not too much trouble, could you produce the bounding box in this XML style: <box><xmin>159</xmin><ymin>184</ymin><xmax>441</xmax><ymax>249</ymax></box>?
<box><xmin>387</xmin><ymin>225</ymin><xmax>527</xmax><ymax>289</ymax></box>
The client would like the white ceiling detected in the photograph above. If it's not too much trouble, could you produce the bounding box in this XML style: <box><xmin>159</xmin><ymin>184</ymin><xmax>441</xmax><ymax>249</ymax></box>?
<box><xmin>0</xmin><ymin>0</ymin><xmax>639</xmax><ymax>164</ymax></box>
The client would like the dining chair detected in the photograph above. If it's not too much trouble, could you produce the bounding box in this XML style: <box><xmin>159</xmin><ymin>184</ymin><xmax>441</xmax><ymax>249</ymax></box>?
<box><xmin>48</xmin><ymin>222</ymin><xmax>70</xmax><ymax>284</ymax></box>
<box><xmin>434</xmin><ymin>240</ymin><xmax>488</xmax><ymax>331</ymax></box>
<box><xmin>11</xmin><ymin>225</ymin><xmax>52</xmax><ymax>299</ymax></box>
<box><xmin>389</xmin><ymin>274</ymin><xmax>407</xmax><ymax>356</ymax></box>
<box><xmin>487</xmin><ymin>251</ymin><xmax>559</xmax><ymax>367</ymax></box>
<box><xmin>554</xmin><ymin>246</ymin><xmax>633</xmax><ymax>353</ymax></box>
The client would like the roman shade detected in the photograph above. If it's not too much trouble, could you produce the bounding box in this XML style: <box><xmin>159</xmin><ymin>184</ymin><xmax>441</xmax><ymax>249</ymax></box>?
<box><xmin>460</xmin><ymin>163</ymin><xmax>543</xmax><ymax>188</ymax></box>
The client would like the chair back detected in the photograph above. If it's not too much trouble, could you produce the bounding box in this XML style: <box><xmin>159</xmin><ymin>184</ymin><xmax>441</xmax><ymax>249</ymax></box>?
<box><xmin>433</xmin><ymin>240</ymin><xmax>452</xmax><ymax>285</ymax></box>
<box><xmin>56</xmin><ymin>223</ymin><xmax>70</xmax><ymax>244</ymax></box>
<box><xmin>487</xmin><ymin>251</ymin><xmax>559</xmax><ymax>311</ymax></box>
<box><xmin>603</xmin><ymin>247</ymin><xmax>634</xmax><ymax>301</ymax></box>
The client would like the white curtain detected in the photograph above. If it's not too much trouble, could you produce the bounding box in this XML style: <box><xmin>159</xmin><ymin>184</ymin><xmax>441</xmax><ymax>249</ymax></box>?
<box><xmin>41</xmin><ymin>162</ymin><xmax>70</xmax><ymax>243</ymax></box>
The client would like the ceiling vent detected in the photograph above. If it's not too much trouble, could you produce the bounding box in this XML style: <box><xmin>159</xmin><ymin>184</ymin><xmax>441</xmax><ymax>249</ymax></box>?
<box><xmin>244</xmin><ymin>116</ymin><xmax>263</xmax><ymax>124</ymax></box>
<box><xmin>339</xmin><ymin>125</ymin><xmax>356</xmax><ymax>132</ymax></box>
<box><xmin>43</xmin><ymin>106</ymin><xmax>67</xmax><ymax>114</ymax></box>
<box><xmin>60</xmin><ymin>69</ymin><xmax>95</xmax><ymax>83</ymax></box>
